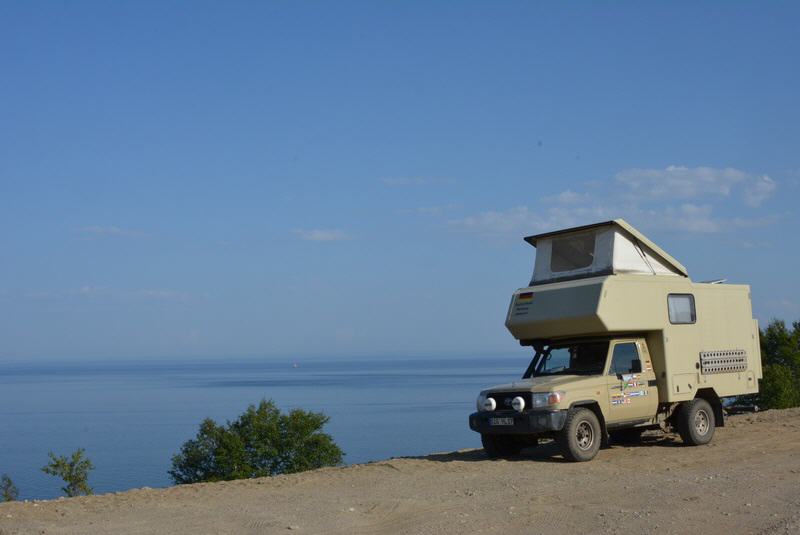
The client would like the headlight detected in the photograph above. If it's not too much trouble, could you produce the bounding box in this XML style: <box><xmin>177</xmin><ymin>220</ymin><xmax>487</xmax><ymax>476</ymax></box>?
<box><xmin>477</xmin><ymin>393</ymin><xmax>497</xmax><ymax>411</ymax></box>
<box><xmin>531</xmin><ymin>391</ymin><xmax>565</xmax><ymax>408</ymax></box>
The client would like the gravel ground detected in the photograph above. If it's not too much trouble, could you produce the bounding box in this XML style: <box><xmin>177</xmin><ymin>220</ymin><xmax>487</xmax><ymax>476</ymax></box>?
<box><xmin>2</xmin><ymin>408</ymin><xmax>799</xmax><ymax>535</ymax></box>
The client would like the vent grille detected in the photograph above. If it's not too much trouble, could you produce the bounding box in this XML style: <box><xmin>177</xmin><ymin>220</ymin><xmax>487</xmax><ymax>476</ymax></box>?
<box><xmin>700</xmin><ymin>350</ymin><xmax>748</xmax><ymax>375</ymax></box>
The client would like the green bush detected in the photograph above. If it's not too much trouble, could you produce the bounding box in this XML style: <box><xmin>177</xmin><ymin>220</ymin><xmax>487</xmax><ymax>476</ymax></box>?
<box><xmin>1</xmin><ymin>474</ymin><xmax>18</xmax><ymax>502</ymax></box>
<box><xmin>41</xmin><ymin>449</ymin><xmax>94</xmax><ymax>497</ymax></box>
<box><xmin>760</xmin><ymin>364</ymin><xmax>800</xmax><ymax>409</ymax></box>
<box><xmin>756</xmin><ymin>319</ymin><xmax>800</xmax><ymax>409</ymax></box>
<box><xmin>169</xmin><ymin>399</ymin><xmax>344</xmax><ymax>484</ymax></box>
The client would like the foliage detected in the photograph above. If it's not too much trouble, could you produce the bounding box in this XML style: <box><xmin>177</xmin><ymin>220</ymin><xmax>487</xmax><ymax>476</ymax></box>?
<box><xmin>41</xmin><ymin>449</ymin><xmax>94</xmax><ymax>497</ymax></box>
<box><xmin>756</xmin><ymin>319</ymin><xmax>800</xmax><ymax>409</ymax></box>
<box><xmin>1</xmin><ymin>474</ymin><xmax>18</xmax><ymax>502</ymax></box>
<box><xmin>169</xmin><ymin>399</ymin><xmax>344</xmax><ymax>484</ymax></box>
<box><xmin>759</xmin><ymin>364</ymin><xmax>800</xmax><ymax>409</ymax></box>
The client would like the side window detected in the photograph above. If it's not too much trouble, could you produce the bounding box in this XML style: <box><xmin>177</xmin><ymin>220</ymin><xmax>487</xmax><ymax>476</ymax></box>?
<box><xmin>668</xmin><ymin>294</ymin><xmax>696</xmax><ymax>324</ymax></box>
<box><xmin>609</xmin><ymin>343</ymin><xmax>639</xmax><ymax>376</ymax></box>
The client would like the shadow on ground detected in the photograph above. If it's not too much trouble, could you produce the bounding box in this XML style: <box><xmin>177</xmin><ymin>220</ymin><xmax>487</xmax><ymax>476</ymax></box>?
<box><xmin>413</xmin><ymin>432</ymin><xmax>685</xmax><ymax>464</ymax></box>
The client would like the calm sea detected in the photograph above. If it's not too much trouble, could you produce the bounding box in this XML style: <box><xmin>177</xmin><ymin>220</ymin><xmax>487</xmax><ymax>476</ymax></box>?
<box><xmin>0</xmin><ymin>354</ymin><xmax>527</xmax><ymax>500</ymax></box>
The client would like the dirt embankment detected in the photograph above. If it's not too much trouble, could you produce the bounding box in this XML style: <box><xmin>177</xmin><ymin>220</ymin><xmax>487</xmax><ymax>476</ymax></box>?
<box><xmin>2</xmin><ymin>408</ymin><xmax>800</xmax><ymax>535</ymax></box>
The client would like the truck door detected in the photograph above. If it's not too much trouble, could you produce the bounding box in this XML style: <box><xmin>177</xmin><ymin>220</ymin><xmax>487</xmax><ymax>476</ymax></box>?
<box><xmin>605</xmin><ymin>340</ymin><xmax>658</xmax><ymax>424</ymax></box>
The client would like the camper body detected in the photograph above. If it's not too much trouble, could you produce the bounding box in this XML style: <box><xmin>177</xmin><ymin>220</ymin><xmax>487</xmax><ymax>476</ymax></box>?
<box><xmin>469</xmin><ymin>219</ymin><xmax>762</xmax><ymax>461</ymax></box>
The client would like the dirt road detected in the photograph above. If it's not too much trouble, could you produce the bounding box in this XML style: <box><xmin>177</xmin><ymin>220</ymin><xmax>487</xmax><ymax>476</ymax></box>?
<box><xmin>2</xmin><ymin>408</ymin><xmax>799</xmax><ymax>535</ymax></box>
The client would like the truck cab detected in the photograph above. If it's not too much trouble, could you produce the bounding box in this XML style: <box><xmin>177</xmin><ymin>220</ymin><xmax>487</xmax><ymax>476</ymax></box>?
<box><xmin>469</xmin><ymin>219</ymin><xmax>761</xmax><ymax>461</ymax></box>
<box><xmin>470</xmin><ymin>336</ymin><xmax>661</xmax><ymax>460</ymax></box>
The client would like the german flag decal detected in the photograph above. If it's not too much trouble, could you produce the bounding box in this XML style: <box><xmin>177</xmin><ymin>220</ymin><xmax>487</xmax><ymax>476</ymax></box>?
<box><xmin>517</xmin><ymin>292</ymin><xmax>534</xmax><ymax>302</ymax></box>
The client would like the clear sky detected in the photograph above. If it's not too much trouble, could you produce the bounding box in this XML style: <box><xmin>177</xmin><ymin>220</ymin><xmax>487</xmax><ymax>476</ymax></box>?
<box><xmin>1</xmin><ymin>2</ymin><xmax>798</xmax><ymax>360</ymax></box>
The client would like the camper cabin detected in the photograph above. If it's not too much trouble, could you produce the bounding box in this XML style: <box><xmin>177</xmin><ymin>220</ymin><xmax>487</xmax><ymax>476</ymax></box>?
<box><xmin>505</xmin><ymin>219</ymin><xmax>762</xmax><ymax>403</ymax></box>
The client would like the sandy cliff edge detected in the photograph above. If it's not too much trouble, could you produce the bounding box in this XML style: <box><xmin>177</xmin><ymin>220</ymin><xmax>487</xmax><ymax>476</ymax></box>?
<box><xmin>2</xmin><ymin>408</ymin><xmax>799</xmax><ymax>535</ymax></box>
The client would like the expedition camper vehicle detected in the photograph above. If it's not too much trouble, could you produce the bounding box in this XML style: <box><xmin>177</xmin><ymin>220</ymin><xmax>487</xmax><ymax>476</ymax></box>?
<box><xmin>469</xmin><ymin>219</ymin><xmax>762</xmax><ymax>462</ymax></box>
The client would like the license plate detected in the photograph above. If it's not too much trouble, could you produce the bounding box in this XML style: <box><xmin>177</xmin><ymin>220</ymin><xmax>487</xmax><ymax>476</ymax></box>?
<box><xmin>490</xmin><ymin>417</ymin><xmax>514</xmax><ymax>426</ymax></box>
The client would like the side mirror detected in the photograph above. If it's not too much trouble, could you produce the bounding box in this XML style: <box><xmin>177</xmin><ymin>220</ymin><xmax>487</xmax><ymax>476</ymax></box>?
<box><xmin>631</xmin><ymin>359</ymin><xmax>643</xmax><ymax>374</ymax></box>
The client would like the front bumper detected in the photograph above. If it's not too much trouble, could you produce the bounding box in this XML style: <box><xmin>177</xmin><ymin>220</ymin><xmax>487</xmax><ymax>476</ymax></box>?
<box><xmin>469</xmin><ymin>410</ymin><xmax>568</xmax><ymax>435</ymax></box>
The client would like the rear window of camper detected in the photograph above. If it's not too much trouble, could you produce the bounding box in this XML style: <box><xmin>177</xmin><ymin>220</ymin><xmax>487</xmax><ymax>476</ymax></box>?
<box><xmin>550</xmin><ymin>233</ymin><xmax>595</xmax><ymax>272</ymax></box>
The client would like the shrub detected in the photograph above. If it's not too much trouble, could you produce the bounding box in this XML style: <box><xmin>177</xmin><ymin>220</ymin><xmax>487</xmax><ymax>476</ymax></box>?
<box><xmin>759</xmin><ymin>364</ymin><xmax>800</xmax><ymax>409</ymax></box>
<box><xmin>41</xmin><ymin>449</ymin><xmax>94</xmax><ymax>497</ymax></box>
<box><xmin>755</xmin><ymin>319</ymin><xmax>800</xmax><ymax>410</ymax></box>
<box><xmin>169</xmin><ymin>399</ymin><xmax>343</xmax><ymax>484</ymax></box>
<box><xmin>761</xmin><ymin>320</ymin><xmax>800</xmax><ymax>370</ymax></box>
<box><xmin>1</xmin><ymin>474</ymin><xmax>18</xmax><ymax>502</ymax></box>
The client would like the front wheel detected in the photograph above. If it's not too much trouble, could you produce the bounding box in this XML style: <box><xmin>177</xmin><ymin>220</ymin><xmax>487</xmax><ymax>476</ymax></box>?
<box><xmin>677</xmin><ymin>398</ymin><xmax>715</xmax><ymax>445</ymax></box>
<box><xmin>481</xmin><ymin>434</ymin><xmax>521</xmax><ymax>458</ymax></box>
<box><xmin>557</xmin><ymin>407</ymin><xmax>602</xmax><ymax>462</ymax></box>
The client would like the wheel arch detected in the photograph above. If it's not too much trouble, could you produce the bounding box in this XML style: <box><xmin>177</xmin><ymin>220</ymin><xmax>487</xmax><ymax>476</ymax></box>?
<box><xmin>695</xmin><ymin>388</ymin><xmax>724</xmax><ymax>427</ymax></box>
<box><xmin>568</xmin><ymin>400</ymin><xmax>607</xmax><ymax>435</ymax></box>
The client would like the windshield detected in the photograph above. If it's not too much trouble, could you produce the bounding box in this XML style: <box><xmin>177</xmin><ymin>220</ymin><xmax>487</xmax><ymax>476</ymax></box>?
<box><xmin>523</xmin><ymin>341</ymin><xmax>609</xmax><ymax>378</ymax></box>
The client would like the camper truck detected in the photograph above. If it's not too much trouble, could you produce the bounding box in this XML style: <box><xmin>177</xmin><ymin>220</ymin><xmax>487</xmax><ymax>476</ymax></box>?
<box><xmin>468</xmin><ymin>219</ymin><xmax>762</xmax><ymax>462</ymax></box>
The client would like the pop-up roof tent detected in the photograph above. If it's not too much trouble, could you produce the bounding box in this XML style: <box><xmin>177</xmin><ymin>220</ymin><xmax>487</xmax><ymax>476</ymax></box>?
<box><xmin>524</xmin><ymin>219</ymin><xmax>688</xmax><ymax>285</ymax></box>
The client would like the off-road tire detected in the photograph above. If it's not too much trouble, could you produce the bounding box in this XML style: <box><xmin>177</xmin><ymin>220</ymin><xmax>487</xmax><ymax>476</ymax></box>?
<box><xmin>481</xmin><ymin>434</ymin><xmax>521</xmax><ymax>458</ymax></box>
<box><xmin>677</xmin><ymin>398</ymin><xmax>715</xmax><ymax>446</ymax></box>
<box><xmin>557</xmin><ymin>407</ymin><xmax>602</xmax><ymax>462</ymax></box>
<box><xmin>609</xmin><ymin>428</ymin><xmax>645</xmax><ymax>444</ymax></box>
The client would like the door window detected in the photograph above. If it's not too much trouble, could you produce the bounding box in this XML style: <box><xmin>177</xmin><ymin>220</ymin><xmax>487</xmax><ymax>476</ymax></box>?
<box><xmin>609</xmin><ymin>343</ymin><xmax>639</xmax><ymax>376</ymax></box>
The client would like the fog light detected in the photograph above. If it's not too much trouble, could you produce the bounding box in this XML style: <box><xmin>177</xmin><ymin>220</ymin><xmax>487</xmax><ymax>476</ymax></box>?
<box><xmin>482</xmin><ymin>397</ymin><xmax>497</xmax><ymax>411</ymax></box>
<box><xmin>511</xmin><ymin>396</ymin><xmax>525</xmax><ymax>412</ymax></box>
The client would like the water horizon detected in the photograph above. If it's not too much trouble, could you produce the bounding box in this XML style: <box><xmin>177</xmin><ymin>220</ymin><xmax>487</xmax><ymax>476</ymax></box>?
<box><xmin>0</xmin><ymin>353</ymin><xmax>530</xmax><ymax>500</ymax></box>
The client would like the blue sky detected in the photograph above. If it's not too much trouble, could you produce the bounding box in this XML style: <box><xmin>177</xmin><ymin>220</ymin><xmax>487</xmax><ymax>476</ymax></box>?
<box><xmin>1</xmin><ymin>2</ymin><xmax>798</xmax><ymax>360</ymax></box>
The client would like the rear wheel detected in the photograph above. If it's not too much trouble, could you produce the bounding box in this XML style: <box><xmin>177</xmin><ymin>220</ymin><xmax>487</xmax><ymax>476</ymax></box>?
<box><xmin>481</xmin><ymin>434</ymin><xmax>521</xmax><ymax>458</ymax></box>
<box><xmin>677</xmin><ymin>398</ymin><xmax>715</xmax><ymax>446</ymax></box>
<box><xmin>557</xmin><ymin>408</ymin><xmax>602</xmax><ymax>462</ymax></box>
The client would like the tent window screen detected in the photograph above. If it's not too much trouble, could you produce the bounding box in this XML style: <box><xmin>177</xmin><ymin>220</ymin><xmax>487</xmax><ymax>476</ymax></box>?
<box><xmin>550</xmin><ymin>233</ymin><xmax>596</xmax><ymax>272</ymax></box>
<box><xmin>668</xmin><ymin>294</ymin><xmax>696</xmax><ymax>324</ymax></box>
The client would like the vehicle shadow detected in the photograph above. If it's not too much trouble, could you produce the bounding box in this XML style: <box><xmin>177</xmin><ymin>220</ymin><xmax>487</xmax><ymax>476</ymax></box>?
<box><xmin>414</xmin><ymin>441</ymin><xmax>568</xmax><ymax>464</ymax></box>
<box><xmin>413</xmin><ymin>432</ymin><xmax>684</xmax><ymax>464</ymax></box>
<box><xmin>624</xmin><ymin>431</ymin><xmax>684</xmax><ymax>448</ymax></box>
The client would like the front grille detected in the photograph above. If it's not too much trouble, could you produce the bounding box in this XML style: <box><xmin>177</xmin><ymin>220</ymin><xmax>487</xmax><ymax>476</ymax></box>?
<box><xmin>487</xmin><ymin>391</ymin><xmax>531</xmax><ymax>410</ymax></box>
